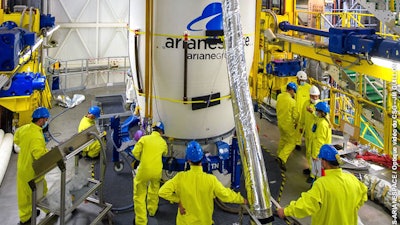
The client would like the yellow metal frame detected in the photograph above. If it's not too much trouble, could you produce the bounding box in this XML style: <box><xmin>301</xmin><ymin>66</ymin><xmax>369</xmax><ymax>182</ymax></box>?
<box><xmin>286</xmin><ymin>10</ymin><xmax>400</xmax><ymax>83</ymax></box>
<box><xmin>288</xmin><ymin>43</ymin><xmax>400</xmax><ymax>84</ymax></box>
<box><xmin>310</xmin><ymin>79</ymin><xmax>396</xmax><ymax>156</ymax></box>
<box><xmin>255</xmin><ymin>8</ymin><xmax>400</xmax><ymax>158</ymax></box>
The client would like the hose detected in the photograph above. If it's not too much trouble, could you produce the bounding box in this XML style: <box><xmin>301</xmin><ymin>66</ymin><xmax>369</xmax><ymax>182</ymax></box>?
<box><xmin>215</xmin><ymin>197</ymin><xmax>247</xmax><ymax>214</ymax></box>
<box><xmin>28</xmin><ymin>7</ymin><xmax>34</xmax><ymax>32</ymax></box>
<box><xmin>47</xmin><ymin>107</ymin><xmax>71</xmax><ymax>144</ymax></box>
<box><xmin>262</xmin><ymin>9</ymin><xmax>278</xmax><ymax>33</ymax></box>
<box><xmin>19</xmin><ymin>6</ymin><xmax>27</xmax><ymax>28</ymax></box>
<box><xmin>111</xmin><ymin>204</ymin><xmax>133</xmax><ymax>213</ymax></box>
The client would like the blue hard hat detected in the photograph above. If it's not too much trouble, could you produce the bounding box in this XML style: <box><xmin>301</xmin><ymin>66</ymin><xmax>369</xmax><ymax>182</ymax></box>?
<box><xmin>315</xmin><ymin>101</ymin><xmax>330</xmax><ymax>113</ymax></box>
<box><xmin>186</xmin><ymin>141</ymin><xmax>204</xmax><ymax>162</ymax></box>
<box><xmin>318</xmin><ymin>144</ymin><xmax>339</xmax><ymax>161</ymax></box>
<box><xmin>287</xmin><ymin>82</ymin><xmax>297</xmax><ymax>93</ymax></box>
<box><xmin>152</xmin><ymin>121</ymin><xmax>165</xmax><ymax>133</ymax></box>
<box><xmin>32</xmin><ymin>107</ymin><xmax>50</xmax><ymax>119</ymax></box>
<box><xmin>88</xmin><ymin>106</ymin><xmax>101</xmax><ymax>118</ymax></box>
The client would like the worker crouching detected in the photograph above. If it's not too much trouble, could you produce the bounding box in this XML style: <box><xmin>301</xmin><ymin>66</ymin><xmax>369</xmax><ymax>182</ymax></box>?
<box><xmin>78</xmin><ymin>106</ymin><xmax>102</xmax><ymax>159</ymax></box>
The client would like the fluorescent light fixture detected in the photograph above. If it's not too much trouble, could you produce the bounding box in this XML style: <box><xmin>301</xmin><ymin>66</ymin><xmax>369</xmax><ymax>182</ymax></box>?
<box><xmin>370</xmin><ymin>56</ymin><xmax>400</xmax><ymax>69</ymax></box>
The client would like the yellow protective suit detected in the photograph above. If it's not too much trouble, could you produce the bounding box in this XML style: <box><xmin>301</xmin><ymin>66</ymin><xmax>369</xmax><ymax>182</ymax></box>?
<box><xmin>284</xmin><ymin>168</ymin><xmax>368</xmax><ymax>225</ymax></box>
<box><xmin>159</xmin><ymin>165</ymin><xmax>245</xmax><ymax>225</ymax></box>
<box><xmin>310</xmin><ymin>116</ymin><xmax>332</xmax><ymax>159</ymax></box>
<box><xmin>310</xmin><ymin>116</ymin><xmax>332</xmax><ymax>178</ymax></box>
<box><xmin>14</xmin><ymin>123</ymin><xmax>49</xmax><ymax>223</ymax></box>
<box><xmin>276</xmin><ymin>92</ymin><xmax>299</xmax><ymax>163</ymax></box>
<box><xmin>295</xmin><ymin>83</ymin><xmax>311</xmax><ymax>146</ymax></box>
<box><xmin>300</xmin><ymin>100</ymin><xmax>318</xmax><ymax>169</ymax></box>
<box><xmin>132</xmin><ymin>131</ymin><xmax>168</xmax><ymax>225</ymax></box>
<box><xmin>78</xmin><ymin>116</ymin><xmax>101</xmax><ymax>158</ymax></box>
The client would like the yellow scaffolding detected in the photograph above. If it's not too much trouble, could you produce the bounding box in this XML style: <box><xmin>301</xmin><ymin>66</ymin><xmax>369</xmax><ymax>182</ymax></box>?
<box><xmin>255</xmin><ymin>9</ymin><xmax>400</xmax><ymax>157</ymax></box>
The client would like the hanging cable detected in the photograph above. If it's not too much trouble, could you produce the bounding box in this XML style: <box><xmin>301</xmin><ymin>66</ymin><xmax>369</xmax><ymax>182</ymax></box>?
<box><xmin>47</xmin><ymin>107</ymin><xmax>71</xmax><ymax>144</ymax></box>
<box><xmin>183</xmin><ymin>31</ymin><xmax>189</xmax><ymax>103</ymax></box>
<box><xmin>134</xmin><ymin>29</ymin><xmax>143</xmax><ymax>93</ymax></box>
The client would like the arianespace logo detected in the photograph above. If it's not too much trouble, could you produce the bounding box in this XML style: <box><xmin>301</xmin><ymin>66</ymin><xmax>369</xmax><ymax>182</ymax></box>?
<box><xmin>186</xmin><ymin>2</ymin><xmax>223</xmax><ymax>31</ymax></box>
<box><xmin>162</xmin><ymin>2</ymin><xmax>251</xmax><ymax>60</ymax></box>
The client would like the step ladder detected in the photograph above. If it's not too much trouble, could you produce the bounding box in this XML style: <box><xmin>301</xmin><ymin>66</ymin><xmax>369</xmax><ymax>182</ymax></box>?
<box><xmin>343</xmin><ymin>70</ymin><xmax>384</xmax><ymax>105</ymax></box>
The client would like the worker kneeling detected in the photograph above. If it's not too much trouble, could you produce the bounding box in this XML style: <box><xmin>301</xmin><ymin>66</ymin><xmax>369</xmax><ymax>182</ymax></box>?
<box><xmin>78</xmin><ymin>106</ymin><xmax>102</xmax><ymax>159</ymax></box>
<box><xmin>159</xmin><ymin>140</ymin><xmax>247</xmax><ymax>225</ymax></box>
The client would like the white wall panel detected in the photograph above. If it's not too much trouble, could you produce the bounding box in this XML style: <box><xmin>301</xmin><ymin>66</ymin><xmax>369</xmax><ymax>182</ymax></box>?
<box><xmin>47</xmin><ymin>0</ymin><xmax>129</xmax><ymax>60</ymax></box>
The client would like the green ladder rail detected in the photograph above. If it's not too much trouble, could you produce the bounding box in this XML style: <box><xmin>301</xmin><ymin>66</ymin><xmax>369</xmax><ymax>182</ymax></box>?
<box><xmin>334</xmin><ymin>114</ymin><xmax>384</xmax><ymax>149</ymax></box>
<box><xmin>343</xmin><ymin>70</ymin><xmax>383</xmax><ymax>106</ymax></box>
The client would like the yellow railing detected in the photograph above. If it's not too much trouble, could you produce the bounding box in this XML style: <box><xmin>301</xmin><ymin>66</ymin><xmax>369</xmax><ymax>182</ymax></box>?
<box><xmin>310</xmin><ymin>79</ymin><xmax>389</xmax><ymax>154</ymax></box>
<box><xmin>257</xmin><ymin>8</ymin><xmax>399</xmax><ymax>158</ymax></box>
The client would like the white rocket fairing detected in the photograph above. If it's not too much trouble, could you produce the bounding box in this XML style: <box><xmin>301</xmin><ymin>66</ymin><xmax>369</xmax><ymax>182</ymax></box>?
<box><xmin>128</xmin><ymin>0</ymin><xmax>255</xmax><ymax>142</ymax></box>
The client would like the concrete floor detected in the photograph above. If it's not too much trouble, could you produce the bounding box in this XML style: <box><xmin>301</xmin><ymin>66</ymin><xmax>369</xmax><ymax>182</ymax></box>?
<box><xmin>0</xmin><ymin>85</ymin><xmax>393</xmax><ymax>225</ymax></box>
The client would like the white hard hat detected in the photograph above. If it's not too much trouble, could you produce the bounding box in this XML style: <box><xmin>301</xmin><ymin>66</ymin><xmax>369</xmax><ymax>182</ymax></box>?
<box><xmin>310</xmin><ymin>85</ymin><xmax>320</xmax><ymax>95</ymax></box>
<box><xmin>296</xmin><ymin>71</ymin><xmax>307</xmax><ymax>80</ymax></box>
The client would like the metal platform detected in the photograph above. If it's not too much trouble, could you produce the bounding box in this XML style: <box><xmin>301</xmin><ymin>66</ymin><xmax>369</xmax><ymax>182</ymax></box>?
<box><xmin>94</xmin><ymin>94</ymin><xmax>132</xmax><ymax>130</ymax></box>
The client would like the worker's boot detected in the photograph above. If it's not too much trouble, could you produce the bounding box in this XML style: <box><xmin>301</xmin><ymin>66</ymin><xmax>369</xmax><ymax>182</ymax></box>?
<box><xmin>306</xmin><ymin>176</ymin><xmax>314</xmax><ymax>183</ymax></box>
<box><xmin>276</xmin><ymin>157</ymin><xmax>286</xmax><ymax>171</ymax></box>
<box><xmin>303</xmin><ymin>168</ymin><xmax>311</xmax><ymax>175</ymax></box>
<box><xmin>19</xmin><ymin>210</ymin><xmax>40</xmax><ymax>225</ymax></box>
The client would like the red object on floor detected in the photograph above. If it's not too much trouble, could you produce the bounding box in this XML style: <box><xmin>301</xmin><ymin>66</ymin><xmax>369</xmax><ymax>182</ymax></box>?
<box><xmin>356</xmin><ymin>151</ymin><xmax>400</xmax><ymax>170</ymax></box>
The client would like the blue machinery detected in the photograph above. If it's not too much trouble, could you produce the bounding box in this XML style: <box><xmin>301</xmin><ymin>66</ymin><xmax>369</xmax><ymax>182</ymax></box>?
<box><xmin>0</xmin><ymin>72</ymin><xmax>46</xmax><ymax>97</ymax></box>
<box><xmin>0</xmin><ymin>21</ymin><xmax>35</xmax><ymax>71</ymax></box>
<box><xmin>0</xmin><ymin>15</ymin><xmax>55</xmax><ymax>71</ymax></box>
<box><xmin>0</xmin><ymin>10</ymin><xmax>56</xmax><ymax>128</ymax></box>
<box><xmin>109</xmin><ymin>116</ymin><xmax>243</xmax><ymax>189</ymax></box>
<box><xmin>0</xmin><ymin>21</ymin><xmax>47</xmax><ymax>96</ymax></box>
<box><xmin>279</xmin><ymin>21</ymin><xmax>400</xmax><ymax>61</ymax></box>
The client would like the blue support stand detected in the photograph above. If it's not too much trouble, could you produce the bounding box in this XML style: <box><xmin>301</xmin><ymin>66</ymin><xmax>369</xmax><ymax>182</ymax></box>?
<box><xmin>110</xmin><ymin>116</ymin><xmax>121</xmax><ymax>163</ymax></box>
<box><xmin>231</xmin><ymin>138</ymin><xmax>242</xmax><ymax>190</ymax></box>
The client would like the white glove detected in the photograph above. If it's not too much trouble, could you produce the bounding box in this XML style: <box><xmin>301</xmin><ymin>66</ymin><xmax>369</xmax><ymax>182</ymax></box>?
<box><xmin>14</xmin><ymin>144</ymin><xmax>21</xmax><ymax>153</ymax></box>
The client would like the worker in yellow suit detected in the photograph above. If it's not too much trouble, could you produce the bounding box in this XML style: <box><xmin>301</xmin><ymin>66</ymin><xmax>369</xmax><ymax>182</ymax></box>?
<box><xmin>299</xmin><ymin>85</ymin><xmax>320</xmax><ymax>176</ymax></box>
<box><xmin>276</xmin><ymin>82</ymin><xmax>299</xmax><ymax>171</ymax></box>
<box><xmin>132</xmin><ymin>121</ymin><xmax>168</xmax><ymax>225</ymax></box>
<box><xmin>159</xmin><ymin>141</ymin><xmax>247</xmax><ymax>225</ymax></box>
<box><xmin>14</xmin><ymin>107</ymin><xmax>50</xmax><ymax>225</ymax></box>
<box><xmin>78</xmin><ymin>106</ymin><xmax>102</xmax><ymax>158</ymax></box>
<box><xmin>308</xmin><ymin>101</ymin><xmax>332</xmax><ymax>183</ymax></box>
<box><xmin>295</xmin><ymin>71</ymin><xmax>311</xmax><ymax>150</ymax></box>
<box><xmin>278</xmin><ymin>144</ymin><xmax>368</xmax><ymax>225</ymax></box>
